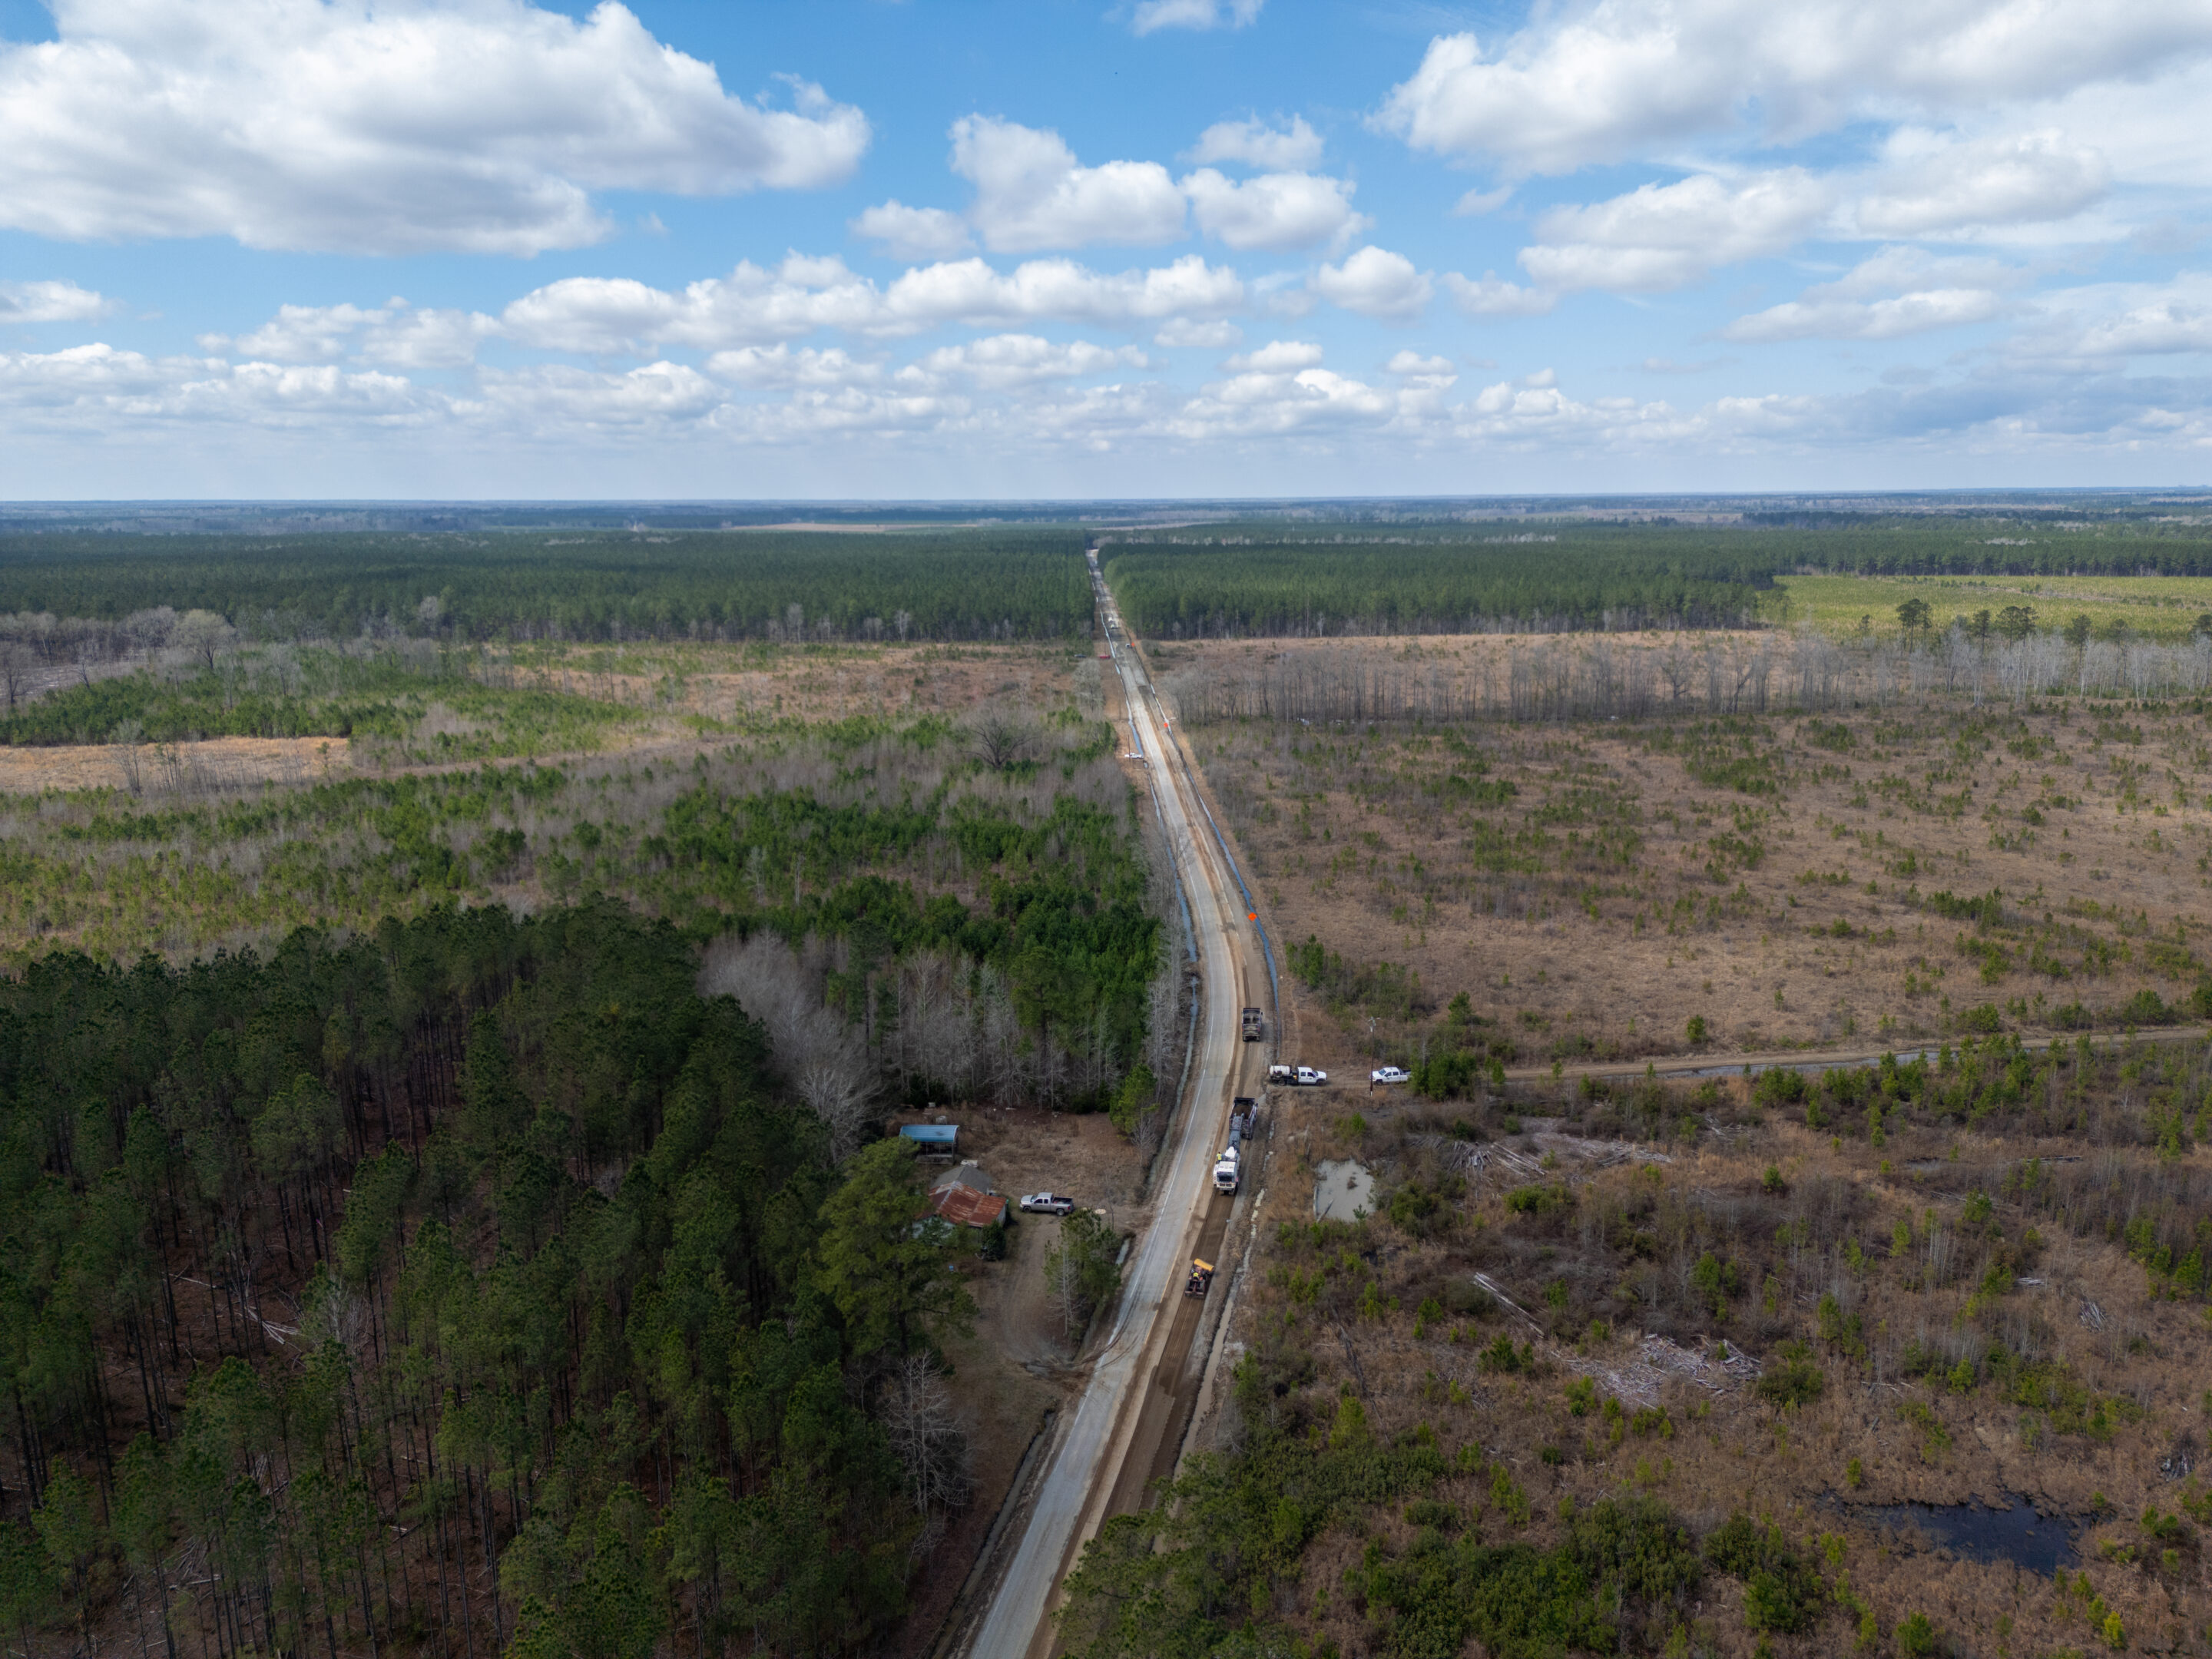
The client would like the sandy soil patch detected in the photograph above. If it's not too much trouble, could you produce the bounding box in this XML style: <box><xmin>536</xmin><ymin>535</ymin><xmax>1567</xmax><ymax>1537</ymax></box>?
<box><xmin>0</xmin><ymin>734</ymin><xmax>351</xmax><ymax>794</ymax></box>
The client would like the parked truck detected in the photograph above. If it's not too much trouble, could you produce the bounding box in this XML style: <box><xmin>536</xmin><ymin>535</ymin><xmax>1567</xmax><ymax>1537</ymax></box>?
<box><xmin>1212</xmin><ymin>1144</ymin><xmax>1240</xmax><ymax>1194</ymax></box>
<box><xmin>1267</xmin><ymin>1064</ymin><xmax>1328</xmax><ymax>1086</ymax></box>
<box><xmin>1241</xmin><ymin>1006</ymin><xmax>1263</xmax><ymax>1041</ymax></box>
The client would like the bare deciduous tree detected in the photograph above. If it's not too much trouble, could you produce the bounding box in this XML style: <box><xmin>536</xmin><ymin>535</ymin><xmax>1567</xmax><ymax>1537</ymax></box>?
<box><xmin>700</xmin><ymin>932</ymin><xmax>878</xmax><ymax>1158</ymax></box>
<box><xmin>171</xmin><ymin>608</ymin><xmax>237</xmax><ymax>672</ymax></box>
<box><xmin>966</xmin><ymin>706</ymin><xmax>1035</xmax><ymax>771</ymax></box>
<box><xmin>110</xmin><ymin>717</ymin><xmax>147</xmax><ymax>793</ymax></box>
<box><xmin>0</xmin><ymin>642</ymin><xmax>29</xmax><ymax>714</ymax></box>
<box><xmin>880</xmin><ymin>1353</ymin><xmax>972</xmax><ymax>1524</ymax></box>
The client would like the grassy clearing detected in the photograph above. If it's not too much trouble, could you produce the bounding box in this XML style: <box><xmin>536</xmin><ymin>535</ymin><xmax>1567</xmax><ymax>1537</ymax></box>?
<box><xmin>2</xmin><ymin>643</ymin><xmax>642</xmax><ymax>758</ymax></box>
<box><xmin>1777</xmin><ymin>572</ymin><xmax>2212</xmax><ymax>642</ymax></box>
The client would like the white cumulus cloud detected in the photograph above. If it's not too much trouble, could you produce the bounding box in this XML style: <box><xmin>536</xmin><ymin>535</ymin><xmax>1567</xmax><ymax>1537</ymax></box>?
<box><xmin>0</xmin><ymin>279</ymin><xmax>118</xmax><ymax>324</ymax></box>
<box><xmin>1442</xmin><ymin>273</ymin><xmax>1556</xmax><ymax>317</ymax></box>
<box><xmin>952</xmin><ymin>117</ymin><xmax>1187</xmax><ymax>253</ymax></box>
<box><xmin>707</xmin><ymin>345</ymin><xmax>885</xmax><ymax>389</ymax></box>
<box><xmin>1154</xmin><ymin>317</ymin><xmax>1244</xmax><ymax>349</ymax></box>
<box><xmin>1182</xmin><ymin>169</ymin><xmax>1366</xmax><ymax>251</ymax></box>
<box><xmin>478</xmin><ymin>361</ymin><xmax>726</xmax><ymax>427</ymax></box>
<box><xmin>2068</xmin><ymin>301</ymin><xmax>2212</xmax><ymax>356</ymax></box>
<box><xmin>498</xmin><ymin>252</ymin><xmax>1245</xmax><ymax>353</ymax></box>
<box><xmin>1725</xmin><ymin>289</ymin><xmax>2004</xmax><ymax>341</ymax></box>
<box><xmin>1386</xmin><ymin>350</ymin><xmax>1453</xmax><ymax>376</ymax></box>
<box><xmin>1132</xmin><ymin>0</ymin><xmax>1264</xmax><ymax>36</ymax></box>
<box><xmin>1520</xmin><ymin>171</ymin><xmax>1834</xmax><ymax>292</ymax></box>
<box><xmin>849</xmin><ymin>201</ymin><xmax>974</xmax><ymax>260</ymax></box>
<box><xmin>1850</xmin><ymin>130</ymin><xmax>2110</xmax><ymax>237</ymax></box>
<box><xmin>1187</xmin><ymin>116</ymin><xmax>1323</xmax><ymax>171</ymax></box>
<box><xmin>2017</xmin><ymin>276</ymin><xmax>2212</xmax><ymax>358</ymax></box>
<box><xmin>1224</xmin><ymin>339</ymin><xmax>1325</xmax><ymax>373</ymax></box>
<box><xmin>0</xmin><ymin>0</ymin><xmax>869</xmax><ymax>256</ymax></box>
<box><xmin>1310</xmin><ymin>247</ymin><xmax>1433</xmax><ymax>320</ymax></box>
<box><xmin>1722</xmin><ymin>246</ymin><xmax>2028</xmax><ymax>339</ymax></box>
<box><xmin>204</xmin><ymin>300</ymin><xmax>503</xmax><ymax>368</ymax></box>
<box><xmin>1376</xmin><ymin>0</ymin><xmax>2212</xmax><ymax>177</ymax></box>
<box><xmin>913</xmin><ymin>334</ymin><xmax>1147</xmax><ymax>389</ymax></box>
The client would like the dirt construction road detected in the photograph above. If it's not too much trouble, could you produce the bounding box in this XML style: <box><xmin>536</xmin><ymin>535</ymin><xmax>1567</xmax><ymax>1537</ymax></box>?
<box><xmin>960</xmin><ymin>555</ymin><xmax>1272</xmax><ymax>1659</ymax></box>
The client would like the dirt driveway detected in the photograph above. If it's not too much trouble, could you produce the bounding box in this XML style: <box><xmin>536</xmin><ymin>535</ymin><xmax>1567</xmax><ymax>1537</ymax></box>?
<box><xmin>955</xmin><ymin>1108</ymin><xmax>1144</xmax><ymax>1375</ymax></box>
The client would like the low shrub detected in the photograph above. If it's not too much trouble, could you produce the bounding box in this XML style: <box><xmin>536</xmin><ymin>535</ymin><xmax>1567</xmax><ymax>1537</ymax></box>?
<box><xmin>1705</xmin><ymin>1514</ymin><xmax>1824</xmax><ymax>1634</ymax></box>
<box><xmin>1755</xmin><ymin>1341</ymin><xmax>1826</xmax><ymax>1408</ymax></box>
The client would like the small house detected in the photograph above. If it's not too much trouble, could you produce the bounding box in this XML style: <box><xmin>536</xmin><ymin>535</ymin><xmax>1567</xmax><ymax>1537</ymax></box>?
<box><xmin>932</xmin><ymin>1160</ymin><xmax>995</xmax><ymax>1197</ymax></box>
<box><xmin>930</xmin><ymin>1184</ymin><xmax>1009</xmax><ymax>1229</ymax></box>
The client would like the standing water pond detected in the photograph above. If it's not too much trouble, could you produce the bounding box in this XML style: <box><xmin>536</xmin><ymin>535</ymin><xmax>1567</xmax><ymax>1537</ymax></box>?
<box><xmin>1846</xmin><ymin>1494</ymin><xmax>2079</xmax><ymax>1575</ymax></box>
<box><xmin>1313</xmin><ymin>1160</ymin><xmax>1375</xmax><ymax>1222</ymax></box>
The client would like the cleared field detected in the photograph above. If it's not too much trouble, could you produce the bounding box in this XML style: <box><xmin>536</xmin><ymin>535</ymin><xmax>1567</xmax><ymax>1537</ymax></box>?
<box><xmin>1166</xmin><ymin>634</ymin><xmax>2212</xmax><ymax>1084</ymax></box>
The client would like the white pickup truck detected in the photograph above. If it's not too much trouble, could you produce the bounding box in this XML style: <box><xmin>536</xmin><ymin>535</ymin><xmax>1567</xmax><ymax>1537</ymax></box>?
<box><xmin>1267</xmin><ymin>1064</ymin><xmax>1328</xmax><ymax>1086</ymax></box>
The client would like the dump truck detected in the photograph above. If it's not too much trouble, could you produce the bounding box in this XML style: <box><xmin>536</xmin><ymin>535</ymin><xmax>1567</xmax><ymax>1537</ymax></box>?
<box><xmin>1212</xmin><ymin>1144</ymin><xmax>1240</xmax><ymax>1194</ymax></box>
<box><xmin>1229</xmin><ymin>1098</ymin><xmax>1258</xmax><ymax>1145</ymax></box>
<box><xmin>1241</xmin><ymin>1006</ymin><xmax>1263</xmax><ymax>1041</ymax></box>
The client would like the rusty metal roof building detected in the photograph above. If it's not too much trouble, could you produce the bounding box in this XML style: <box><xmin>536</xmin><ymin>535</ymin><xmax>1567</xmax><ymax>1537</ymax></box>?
<box><xmin>930</xmin><ymin>1184</ymin><xmax>1008</xmax><ymax>1229</ymax></box>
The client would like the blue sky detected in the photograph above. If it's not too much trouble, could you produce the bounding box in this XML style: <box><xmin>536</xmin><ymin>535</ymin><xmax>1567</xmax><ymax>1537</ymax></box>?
<box><xmin>1</xmin><ymin>0</ymin><xmax>2208</xmax><ymax>498</ymax></box>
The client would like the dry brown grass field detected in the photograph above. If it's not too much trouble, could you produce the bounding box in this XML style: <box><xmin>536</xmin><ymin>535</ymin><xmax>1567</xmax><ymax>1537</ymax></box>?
<box><xmin>536</xmin><ymin>634</ymin><xmax>1094</xmax><ymax>729</ymax></box>
<box><xmin>1160</xmin><ymin>633</ymin><xmax>2212</xmax><ymax>1083</ymax></box>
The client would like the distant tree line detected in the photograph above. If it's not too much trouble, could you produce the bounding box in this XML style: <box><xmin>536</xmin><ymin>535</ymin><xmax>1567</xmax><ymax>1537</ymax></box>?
<box><xmin>0</xmin><ymin>530</ymin><xmax>1093</xmax><ymax>646</ymax></box>
<box><xmin>1101</xmin><ymin>536</ymin><xmax>1775</xmax><ymax>637</ymax></box>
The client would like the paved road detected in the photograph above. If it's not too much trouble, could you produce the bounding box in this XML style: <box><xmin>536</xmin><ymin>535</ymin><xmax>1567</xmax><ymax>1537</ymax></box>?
<box><xmin>963</xmin><ymin>552</ymin><xmax>1263</xmax><ymax>1659</ymax></box>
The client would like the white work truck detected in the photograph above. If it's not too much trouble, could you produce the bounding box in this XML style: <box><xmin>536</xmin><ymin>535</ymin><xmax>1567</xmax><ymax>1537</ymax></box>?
<box><xmin>1212</xmin><ymin>1144</ymin><xmax>1240</xmax><ymax>1194</ymax></box>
